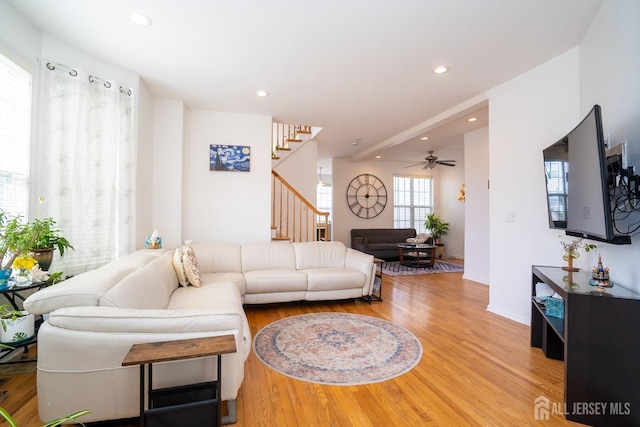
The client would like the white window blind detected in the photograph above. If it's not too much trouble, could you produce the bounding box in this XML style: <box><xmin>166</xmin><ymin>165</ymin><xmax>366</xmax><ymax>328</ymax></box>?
<box><xmin>0</xmin><ymin>52</ymin><xmax>32</xmax><ymax>218</ymax></box>
<box><xmin>393</xmin><ymin>175</ymin><xmax>433</xmax><ymax>233</ymax></box>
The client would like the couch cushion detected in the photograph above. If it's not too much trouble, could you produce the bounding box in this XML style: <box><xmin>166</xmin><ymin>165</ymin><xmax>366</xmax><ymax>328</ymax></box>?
<box><xmin>351</xmin><ymin>228</ymin><xmax>416</xmax><ymax>244</ymax></box>
<box><xmin>23</xmin><ymin>249</ymin><xmax>168</xmax><ymax>315</ymax></box>
<box><xmin>303</xmin><ymin>268</ymin><xmax>365</xmax><ymax>292</ymax></box>
<box><xmin>182</xmin><ymin>246</ymin><xmax>202</xmax><ymax>287</ymax></box>
<box><xmin>293</xmin><ymin>241</ymin><xmax>346</xmax><ymax>270</ymax></box>
<box><xmin>200</xmin><ymin>272</ymin><xmax>246</xmax><ymax>296</ymax></box>
<box><xmin>244</xmin><ymin>269</ymin><xmax>308</xmax><ymax>294</ymax></box>
<box><xmin>173</xmin><ymin>247</ymin><xmax>188</xmax><ymax>287</ymax></box>
<box><xmin>241</xmin><ymin>243</ymin><xmax>296</xmax><ymax>272</ymax></box>
<box><xmin>191</xmin><ymin>243</ymin><xmax>242</xmax><ymax>274</ymax></box>
<box><xmin>100</xmin><ymin>251</ymin><xmax>178</xmax><ymax>309</ymax></box>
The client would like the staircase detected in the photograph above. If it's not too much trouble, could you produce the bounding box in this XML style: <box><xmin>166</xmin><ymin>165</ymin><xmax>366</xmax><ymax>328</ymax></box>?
<box><xmin>271</xmin><ymin>170</ymin><xmax>330</xmax><ymax>242</ymax></box>
<box><xmin>270</xmin><ymin>121</ymin><xmax>328</xmax><ymax>242</ymax></box>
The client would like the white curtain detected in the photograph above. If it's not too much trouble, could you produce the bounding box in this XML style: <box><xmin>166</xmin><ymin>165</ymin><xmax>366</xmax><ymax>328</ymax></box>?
<box><xmin>34</xmin><ymin>61</ymin><xmax>135</xmax><ymax>275</ymax></box>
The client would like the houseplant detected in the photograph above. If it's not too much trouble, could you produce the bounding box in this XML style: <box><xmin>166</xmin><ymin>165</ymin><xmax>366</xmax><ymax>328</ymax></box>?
<box><xmin>424</xmin><ymin>213</ymin><xmax>450</xmax><ymax>258</ymax></box>
<box><xmin>0</xmin><ymin>304</ymin><xmax>34</xmax><ymax>344</ymax></box>
<box><xmin>17</xmin><ymin>217</ymin><xmax>73</xmax><ymax>271</ymax></box>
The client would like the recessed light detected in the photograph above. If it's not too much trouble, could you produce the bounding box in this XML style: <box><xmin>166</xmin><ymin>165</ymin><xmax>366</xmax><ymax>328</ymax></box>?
<box><xmin>420</xmin><ymin>136</ymin><xmax>429</xmax><ymax>141</ymax></box>
<box><xmin>256</xmin><ymin>90</ymin><xmax>269</xmax><ymax>97</ymax></box>
<box><xmin>130</xmin><ymin>13</ymin><xmax>152</xmax><ymax>26</ymax></box>
<box><xmin>352</xmin><ymin>138</ymin><xmax>361</xmax><ymax>146</ymax></box>
<box><xmin>433</xmin><ymin>65</ymin><xmax>448</xmax><ymax>74</ymax></box>
<box><xmin>375</xmin><ymin>155</ymin><xmax>381</xmax><ymax>159</ymax></box>
<box><xmin>467</xmin><ymin>117</ymin><xmax>477</xmax><ymax>122</ymax></box>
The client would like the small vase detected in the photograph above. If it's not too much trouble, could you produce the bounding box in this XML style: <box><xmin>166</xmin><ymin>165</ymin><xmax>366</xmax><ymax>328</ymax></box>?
<box><xmin>0</xmin><ymin>269</ymin><xmax>11</xmax><ymax>290</ymax></box>
<box><xmin>13</xmin><ymin>268</ymin><xmax>32</xmax><ymax>287</ymax></box>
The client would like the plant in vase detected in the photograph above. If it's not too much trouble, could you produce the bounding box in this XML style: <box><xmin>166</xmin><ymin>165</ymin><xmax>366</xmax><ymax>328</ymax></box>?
<box><xmin>0</xmin><ymin>211</ymin><xmax>28</xmax><ymax>289</ymax></box>
<box><xmin>424</xmin><ymin>213</ymin><xmax>450</xmax><ymax>258</ymax></box>
<box><xmin>11</xmin><ymin>255</ymin><xmax>37</xmax><ymax>287</ymax></box>
<box><xmin>559</xmin><ymin>236</ymin><xmax>596</xmax><ymax>272</ymax></box>
<box><xmin>20</xmin><ymin>217</ymin><xmax>74</xmax><ymax>271</ymax></box>
<box><xmin>0</xmin><ymin>304</ymin><xmax>34</xmax><ymax>344</ymax></box>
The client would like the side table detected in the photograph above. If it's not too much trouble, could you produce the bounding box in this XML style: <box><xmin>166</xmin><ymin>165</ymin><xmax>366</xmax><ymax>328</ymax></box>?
<box><xmin>362</xmin><ymin>257</ymin><xmax>383</xmax><ymax>303</ymax></box>
<box><xmin>0</xmin><ymin>281</ymin><xmax>46</xmax><ymax>364</ymax></box>
<box><xmin>122</xmin><ymin>335</ymin><xmax>237</xmax><ymax>427</ymax></box>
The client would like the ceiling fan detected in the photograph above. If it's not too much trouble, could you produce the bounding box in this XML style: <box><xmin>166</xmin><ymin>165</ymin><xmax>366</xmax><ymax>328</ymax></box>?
<box><xmin>406</xmin><ymin>151</ymin><xmax>457</xmax><ymax>169</ymax></box>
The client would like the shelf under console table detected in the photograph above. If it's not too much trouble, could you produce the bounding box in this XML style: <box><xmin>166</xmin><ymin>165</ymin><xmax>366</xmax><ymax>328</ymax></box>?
<box><xmin>531</xmin><ymin>265</ymin><xmax>640</xmax><ymax>426</ymax></box>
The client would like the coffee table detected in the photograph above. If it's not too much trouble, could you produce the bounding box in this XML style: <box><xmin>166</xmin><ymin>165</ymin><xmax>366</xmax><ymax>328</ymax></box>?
<box><xmin>397</xmin><ymin>243</ymin><xmax>436</xmax><ymax>268</ymax></box>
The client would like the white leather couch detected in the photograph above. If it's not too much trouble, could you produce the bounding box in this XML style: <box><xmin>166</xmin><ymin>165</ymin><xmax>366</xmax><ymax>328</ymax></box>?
<box><xmin>24</xmin><ymin>241</ymin><xmax>375</xmax><ymax>424</ymax></box>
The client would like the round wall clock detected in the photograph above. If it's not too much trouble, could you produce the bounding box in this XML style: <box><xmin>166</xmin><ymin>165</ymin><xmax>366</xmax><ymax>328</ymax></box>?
<box><xmin>346</xmin><ymin>173</ymin><xmax>387</xmax><ymax>219</ymax></box>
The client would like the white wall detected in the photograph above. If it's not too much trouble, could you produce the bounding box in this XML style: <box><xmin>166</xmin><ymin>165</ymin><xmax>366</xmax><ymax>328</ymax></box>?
<box><xmin>574</xmin><ymin>0</ymin><xmax>640</xmax><ymax>290</ymax></box>
<box><xmin>487</xmin><ymin>48</ymin><xmax>580</xmax><ymax>324</ymax></box>
<box><xmin>0</xmin><ymin>0</ymin><xmax>41</xmax><ymax>69</ymax></box>
<box><xmin>135</xmin><ymin>79</ymin><xmax>155</xmax><ymax>248</ymax></box>
<box><xmin>487</xmin><ymin>0</ymin><xmax>640</xmax><ymax>324</ymax></box>
<box><xmin>434</xmin><ymin>145</ymin><xmax>465</xmax><ymax>259</ymax></box>
<box><xmin>182</xmin><ymin>110</ymin><xmax>273</xmax><ymax>244</ymax></box>
<box><xmin>273</xmin><ymin>140</ymin><xmax>318</xmax><ymax>205</ymax></box>
<box><xmin>152</xmin><ymin>100</ymin><xmax>184</xmax><ymax>248</ymax></box>
<box><xmin>463</xmin><ymin>127</ymin><xmax>489</xmax><ymax>284</ymax></box>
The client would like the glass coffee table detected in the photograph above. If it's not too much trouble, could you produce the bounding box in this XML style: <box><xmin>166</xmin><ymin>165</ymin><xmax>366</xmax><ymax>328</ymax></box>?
<box><xmin>397</xmin><ymin>243</ymin><xmax>436</xmax><ymax>268</ymax></box>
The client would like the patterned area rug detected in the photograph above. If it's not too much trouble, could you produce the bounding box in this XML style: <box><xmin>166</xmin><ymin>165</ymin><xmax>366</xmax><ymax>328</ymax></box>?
<box><xmin>382</xmin><ymin>260</ymin><xmax>464</xmax><ymax>276</ymax></box>
<box><xmin>253</xmin><ymin>313</ymin><xmax>423</xmax><ymax>385</ymax></box>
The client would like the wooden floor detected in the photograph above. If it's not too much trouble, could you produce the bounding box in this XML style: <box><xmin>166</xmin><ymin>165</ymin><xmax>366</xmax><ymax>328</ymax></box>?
<box><xmin>0</xmin><ymin>260</ymin><xmax>581</xmax><ymax>426</ymax></box>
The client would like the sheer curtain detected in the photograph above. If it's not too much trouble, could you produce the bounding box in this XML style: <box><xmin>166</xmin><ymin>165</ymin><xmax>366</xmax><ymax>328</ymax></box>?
<box><xmin>34</xmin><ymin>61</ymin><xmax>135</xmax><ymax>275</ymax></box>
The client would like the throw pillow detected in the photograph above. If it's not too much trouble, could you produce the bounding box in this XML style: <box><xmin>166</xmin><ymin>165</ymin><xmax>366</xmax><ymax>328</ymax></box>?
<box><xmin>173</xmin><ymin>247</ymin><xmax>188</xmax><ymax>287</ymax></box>
<box><xmin>182</xmin><ymin>245</ymin><xmax>202</xmax><ymax>288</ymax></box>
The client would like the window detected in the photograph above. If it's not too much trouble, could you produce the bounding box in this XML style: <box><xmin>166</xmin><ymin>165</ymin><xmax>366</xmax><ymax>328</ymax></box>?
<box><xmin>0</xmin><ymin>52</ymin><xmax>32</xmax><ymax>219</ymax></box>
<box><xmin>545</xmin><ymin>160</ymin><xmax>568</xmax><ymax>223</ymax></box>
<box><xmin>393</xmin><ymin>175</ymin><xmax>433</xmax><ymax>233</ymax></box>
<box><xmin>316</xmin><ymin>184</ymin><xmax>332</xmax><ymax>222</ymax></box>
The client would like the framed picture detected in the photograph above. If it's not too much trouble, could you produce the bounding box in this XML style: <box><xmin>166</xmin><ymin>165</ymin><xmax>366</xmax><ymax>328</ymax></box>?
<box><xmin>209</xmin><ymin>144</ymin><xmax>251</xmax><ymax>172</ymax></box>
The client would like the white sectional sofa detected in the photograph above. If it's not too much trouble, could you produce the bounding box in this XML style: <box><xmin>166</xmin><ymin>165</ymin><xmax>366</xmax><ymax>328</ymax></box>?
<box><xmin>24</xmin><ymin>241</ymin><xmax>375</xmax><ymax>424</ymax></box>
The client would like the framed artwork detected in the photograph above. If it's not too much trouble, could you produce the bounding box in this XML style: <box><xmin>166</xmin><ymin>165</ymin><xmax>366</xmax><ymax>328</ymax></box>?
<box><xmin>209</xmin><ymin>144</ymin><xmax>251</xmax><ymax>172</ymax></box>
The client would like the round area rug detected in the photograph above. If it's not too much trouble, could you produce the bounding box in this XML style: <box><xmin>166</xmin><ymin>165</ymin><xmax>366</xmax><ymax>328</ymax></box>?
<box><xmin>252</xmin><ymin>312</ymin><xmax>423</xmax><ymax>385</ymax></box>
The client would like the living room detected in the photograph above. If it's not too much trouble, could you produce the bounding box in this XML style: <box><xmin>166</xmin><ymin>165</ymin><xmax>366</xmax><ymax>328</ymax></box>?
<box><xmin>1</xmin><ymin>0</ymin><xmax>639</xmax><ymax>425</ymax></box>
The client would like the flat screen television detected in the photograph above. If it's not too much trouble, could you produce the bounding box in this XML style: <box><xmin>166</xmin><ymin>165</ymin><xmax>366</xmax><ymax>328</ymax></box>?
<box><xmin>543</xmin><ymin>104</ymin><xmax>630</xmax><ymax>244</ymax></box>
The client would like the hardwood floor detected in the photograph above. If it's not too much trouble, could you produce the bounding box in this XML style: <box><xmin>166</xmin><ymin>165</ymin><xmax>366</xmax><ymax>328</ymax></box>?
<box><xmin>0</xmin><ymin>262</ymin><xmax>581</xmax><ymax>426</ymax></box>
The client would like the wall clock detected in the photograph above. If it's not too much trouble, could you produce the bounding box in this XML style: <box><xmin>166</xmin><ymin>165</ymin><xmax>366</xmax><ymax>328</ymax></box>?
<box><xmin>346</xmin><ymin>173</ymin><xmax>387</xmax><ymax>219</ymax></box>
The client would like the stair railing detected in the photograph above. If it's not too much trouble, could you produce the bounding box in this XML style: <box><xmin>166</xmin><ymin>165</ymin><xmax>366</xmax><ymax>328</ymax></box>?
<box><xmin>272</xmin><ymin>124</ymin><xmax>312</xmax><ymax>159</ymax></box>
<box><xmin>272</xmin><ymin>170</ymin><xmax>330</xmax><ymax>242</ymax></box>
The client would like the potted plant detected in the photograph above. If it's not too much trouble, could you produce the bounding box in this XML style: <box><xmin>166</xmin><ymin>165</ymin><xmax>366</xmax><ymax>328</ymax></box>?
<box><xmin>0</xmin><ymin>304</ymin><xmax>34</xmax><ymax>344</ymax></box>
<box><xmin>0</xmin><ymin>211</ymin><xmax>29</xmax><ymax>288</ymax></box>
<box><xmin>0</xmin><ymin>407</ymin><xmax>90</xmax><ymax>427</ymax></box>
<box><xmin>19</xmin><ymin>217</ymin><xmax>73</xmax><ymax>271</ymax></box>
<box><xmin>424</xmin><ymin>213</ymin><xmax>450</xmax><ymax>258</ymax></box>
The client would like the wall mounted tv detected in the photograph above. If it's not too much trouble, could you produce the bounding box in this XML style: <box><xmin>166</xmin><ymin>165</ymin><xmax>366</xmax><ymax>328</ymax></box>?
<box><xmin>543</xmin><ymin>104</ymin><xmax>630</xmax><ymax>244</ymax></box>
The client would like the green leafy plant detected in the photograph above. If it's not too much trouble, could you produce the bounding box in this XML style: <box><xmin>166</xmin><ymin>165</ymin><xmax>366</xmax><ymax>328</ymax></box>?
<box><xmin>19</xmin><ymin>217</ymin><xmax>74</xmax><ymax>257</ymax></box>
<box><xmin>0</xmin><ymin>211</ymin><xmax>27</xmax><ymax>271</ymax></box>
<box><xmin>0</xmin><ymin>210</ymin><xmax>73</xmax><ymax>272</ymax></box>
<box><xmin>0</xmin><ymin>305</ymin><xmax>28</xmax><ymax>335</ymax></box>
<box><xmin>0</xmin><ymin>407</ymin><xmax>90</xmax><ymax>427</ymax></box>
<box><xmin>424</xmin><ymin>213</ymin><xmax>450</xmax><ymax>244</ymax></box>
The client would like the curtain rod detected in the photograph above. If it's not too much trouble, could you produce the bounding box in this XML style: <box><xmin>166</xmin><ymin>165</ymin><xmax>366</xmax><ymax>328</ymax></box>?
<box><xmin>45</xmin><ymin>61</ymin><xmax>133</xmax><ymax>96</ymax></box>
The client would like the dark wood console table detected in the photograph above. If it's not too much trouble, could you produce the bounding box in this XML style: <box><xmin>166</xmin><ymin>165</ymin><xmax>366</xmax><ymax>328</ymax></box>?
<box><xmin>531</xmin><ymin>266</ymin><xmax>640</xmax><ymax>426</ymax></box>
<box><xmin>123</xmin><ymin>335</ymin><xmax>236</xmax><ymax>427</ymax></box>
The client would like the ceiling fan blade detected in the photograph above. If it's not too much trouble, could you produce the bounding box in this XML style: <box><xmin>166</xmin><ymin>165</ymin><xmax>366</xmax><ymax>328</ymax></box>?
<box><xmin>437</xmin><ymin>160</ymin><xmax>456</xmax><ymax>163</ymax></box>
<box><xmin>437</xmin><ymin>162</ymin><xmax>456</xmax><ymax>167</ymax></box>
<box><xmin>405</xmin><ymin>162</ymin><xmax>427</xmax><ymax>168</ymax></box>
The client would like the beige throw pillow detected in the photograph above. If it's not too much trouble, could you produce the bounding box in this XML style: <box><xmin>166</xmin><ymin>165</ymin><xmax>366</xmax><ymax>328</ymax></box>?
<box><xmin>182</xmin><ymin>245</ymin><xmax>202</xmax><ymax>287</ymax></box>
<box><xmin>173</xmin><ymin>247</ymin><xmax>188</xmax><ymax>287</ymax></box>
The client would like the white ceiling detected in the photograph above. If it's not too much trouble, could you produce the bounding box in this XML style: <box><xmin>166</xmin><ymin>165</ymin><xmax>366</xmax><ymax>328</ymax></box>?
<box><xmin>9</xmin><ymin>0</ymin><xmax>603</xmax><ymax>167</ymax></box>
